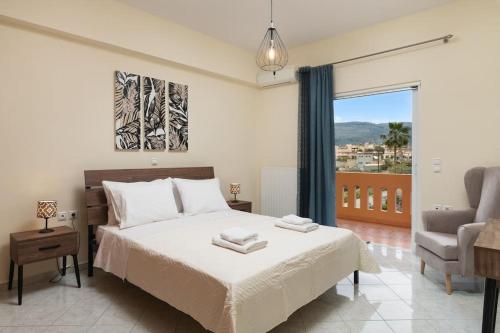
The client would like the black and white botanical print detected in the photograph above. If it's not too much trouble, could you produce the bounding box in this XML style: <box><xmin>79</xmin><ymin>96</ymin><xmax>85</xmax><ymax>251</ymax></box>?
<box><xmin>114</xmin><ymin>71</ymin><xmax>141</xmax><ymax>150</ymax></box>
<box><xmin>168</xmin><ymin>82</ymin><xmax>188</xmax><ymax>151</ymax></box>
<box><xmin>143</xmin><ymin>77</ymin><xmax>166</xmax><ymax>150</ymax></box>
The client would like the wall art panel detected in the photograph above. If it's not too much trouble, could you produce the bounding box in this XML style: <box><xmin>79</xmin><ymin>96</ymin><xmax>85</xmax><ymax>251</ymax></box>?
<box><xmin>114</xmin><ymin>71</ymin><xmax>141</xmax><ymax>150</ymax></box>
<box><xmin>143</xmin><ymin>77</ymin><xmax>166</xmax><ymax>150</ymax></box>
<box><xmin>168</xmin><ymin>82</ymin><xmax>188</xmax><ymax>152</ymax></box>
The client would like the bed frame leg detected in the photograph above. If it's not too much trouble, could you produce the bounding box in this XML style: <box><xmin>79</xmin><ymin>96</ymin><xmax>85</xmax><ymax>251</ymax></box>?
<box><xmin>88</xmin><ymin>225</ymin><xmax>94</xmax><ymax>277</ymax></box>
<box><xmin>353</xmin><ymin>270</ymin><xmax>359</xmax><ymax>284</ymax></box>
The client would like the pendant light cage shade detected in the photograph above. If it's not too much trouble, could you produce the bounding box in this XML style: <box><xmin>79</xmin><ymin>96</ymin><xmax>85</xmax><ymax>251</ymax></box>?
<box><xmin>256</xmin><ymin>26</ymin><xmax>288</xmax><ymax>72</ymax></box>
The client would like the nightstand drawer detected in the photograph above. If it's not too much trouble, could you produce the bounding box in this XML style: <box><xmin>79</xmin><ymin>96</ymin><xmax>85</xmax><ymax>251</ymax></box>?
<box><xmin>16</xmin><ymin>234</ymin><xmax>77</xmax><ymax>264</ymax></box>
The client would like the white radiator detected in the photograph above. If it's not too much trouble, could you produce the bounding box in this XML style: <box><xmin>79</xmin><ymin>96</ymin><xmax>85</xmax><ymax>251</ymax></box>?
<box><xmin>261</xmin><ymin>167</ymin><xmax>297</xmax><ymax>217</ymax></box>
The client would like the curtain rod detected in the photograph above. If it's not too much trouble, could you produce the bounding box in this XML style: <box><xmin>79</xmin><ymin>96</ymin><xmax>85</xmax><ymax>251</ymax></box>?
<box><xmin>329</xmin><ymin>34</ymin><xmax>453</xmax><ymax>66</ymax></box>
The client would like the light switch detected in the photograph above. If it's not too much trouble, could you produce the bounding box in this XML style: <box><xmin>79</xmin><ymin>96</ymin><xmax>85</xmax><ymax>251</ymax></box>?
<box><xmin>151</xmin><ymin>157</ymin><xmax>159</xmax><ymax>166</ymax></box>
<box><xmin>432</xmin><ymin>158</ymin><xmax>441</xmax><ymax>173</ymax></box>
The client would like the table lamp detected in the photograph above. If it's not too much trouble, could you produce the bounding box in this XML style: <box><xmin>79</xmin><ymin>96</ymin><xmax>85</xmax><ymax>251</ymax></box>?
<box><xmin>37</xmin><ymin>200</ymin><xmax>57</xmax><ymax>233</ymax></box>
<box><xmin>229</xmin><ymin>183</ymin><xmax>240</xmax><ymax>203</ymax></box>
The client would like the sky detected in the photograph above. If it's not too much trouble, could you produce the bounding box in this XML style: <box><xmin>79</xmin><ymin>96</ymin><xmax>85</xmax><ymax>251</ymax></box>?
<box><xmin>333</xmin><ymin>89</ymin><xmax>412</xmax><ymax>123</ymax></box>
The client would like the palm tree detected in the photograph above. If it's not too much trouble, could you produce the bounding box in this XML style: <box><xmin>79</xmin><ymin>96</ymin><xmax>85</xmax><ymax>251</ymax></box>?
<box><xmin>374</xmin><ymin>145</ymin><xmax>385</xmax><ymax>172</ymax></box>
<box><xmin>380</xmin><ymin>122</ymin><xmax>410</xmax><ymax>173</ymax></box>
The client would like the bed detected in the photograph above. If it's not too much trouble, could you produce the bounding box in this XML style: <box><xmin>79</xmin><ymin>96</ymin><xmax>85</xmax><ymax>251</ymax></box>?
<box><xmin>84</xmin><ymin>167</ymin><xmax>379</xmax><ymax>333</ymax></box>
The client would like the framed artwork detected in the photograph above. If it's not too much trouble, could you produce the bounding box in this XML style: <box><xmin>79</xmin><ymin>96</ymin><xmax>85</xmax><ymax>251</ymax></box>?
<box><xmin>114</xmin><ymin>71</ymin><xmax>141</xmax><ymax>150</ymax></box>
<box><xmin>168</xmin><ymin>82</ymin><xmax>188</xmax><ymax>151</ymax></box>
<box><xmin>143</xmin><ymin>77</ymin><xmax>166</xmax><ymax>150</ymax></box>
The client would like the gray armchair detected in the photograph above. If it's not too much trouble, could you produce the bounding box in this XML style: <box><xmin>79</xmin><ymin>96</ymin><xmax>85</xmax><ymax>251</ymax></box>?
<box><xmin>416</xmin><ymin>166</ymin><xmax>500</xmax><ymax>294</ymax></box>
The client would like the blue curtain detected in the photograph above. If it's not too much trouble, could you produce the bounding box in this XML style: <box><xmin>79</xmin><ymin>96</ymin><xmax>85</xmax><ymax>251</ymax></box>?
<box><xmin>297</xmin><ymin>65</ymin><xmax>336</xmax><ymax>226</ymax></box>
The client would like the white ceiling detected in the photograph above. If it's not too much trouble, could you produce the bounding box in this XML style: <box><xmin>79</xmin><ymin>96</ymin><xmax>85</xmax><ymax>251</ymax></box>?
<box><xmin>119</xmin><ymin>0</ymin><xmax>454</xmax><ymax>51</ymax></box>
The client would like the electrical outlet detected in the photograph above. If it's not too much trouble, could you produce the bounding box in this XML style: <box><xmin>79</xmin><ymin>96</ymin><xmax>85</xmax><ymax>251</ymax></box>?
<box><xmin>433</xmin><ymin>204</ymin><xmax>442</xmax><ymax>211</ymax></box>
<box><xmin>443</xmin><ymin>205</ymin><xmax>452</xmax><ymax>211</ymax></box>
<box><xmin>69</xmin><ymin>210</ymin><xmax>78</xmax><ymax>219</ymax></box>
<box><xmin>57</xmin><ymin>211</ymin><xmax>68</xmax><ymax>221</ymax></box>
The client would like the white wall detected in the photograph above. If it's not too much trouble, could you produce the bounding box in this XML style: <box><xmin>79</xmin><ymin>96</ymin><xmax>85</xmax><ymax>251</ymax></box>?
<box><xmin>256</xmin><ymin>0</ymin><xmax>500</xmax><ymax>235</ymax></box>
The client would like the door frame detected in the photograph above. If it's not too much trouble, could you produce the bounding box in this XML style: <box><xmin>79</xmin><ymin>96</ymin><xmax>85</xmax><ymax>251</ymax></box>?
<box><xmin>334</xmin><ymin>81</ymin><xmax>420</xmax><ymax>250</ymax></box>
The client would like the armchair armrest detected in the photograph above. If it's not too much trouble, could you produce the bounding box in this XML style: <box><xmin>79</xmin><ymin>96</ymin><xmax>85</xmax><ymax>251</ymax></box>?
<box><xmin>457</xmin><ymin>222</ymin><xmax>486</xmax><ymax>276</ymax></box>
<box><xmin>421</xmin><ymin>209</ymin><xmax>476</xmax><ymax>233</ymax></box>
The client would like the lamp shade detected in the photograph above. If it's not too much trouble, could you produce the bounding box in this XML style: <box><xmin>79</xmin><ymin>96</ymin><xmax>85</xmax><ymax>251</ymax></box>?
<box><xmin>256</xmin><ymin>24</ymin><xmax>288</xmax><ymax>72</ymax></box>
<box><xmin>256</xmin><ymin>1</ymin><xmax>288</xmax><ymax>73</ymax></box>
<box><xmin>37</xmin><ymin>200</ymin><xmax>57</xmax><ymax>219</ymax></box>
<box><xmin>229</xmin><ymin>183</ymin><xmax>241</xmax><ymax>195</ymax></box>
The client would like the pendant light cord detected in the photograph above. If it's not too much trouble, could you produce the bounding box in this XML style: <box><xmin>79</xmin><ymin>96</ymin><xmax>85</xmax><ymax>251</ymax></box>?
<box><xmin>270</xmin><ymin>0</ymin><xmax>273</xmax><ymax>23</ymax></box>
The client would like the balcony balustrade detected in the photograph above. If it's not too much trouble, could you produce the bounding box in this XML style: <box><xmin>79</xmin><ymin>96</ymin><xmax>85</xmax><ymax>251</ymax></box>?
<box><xmin>336</xmin><ymin>172</ymin><xmax>411</xmax><ymax>228</ymax></box>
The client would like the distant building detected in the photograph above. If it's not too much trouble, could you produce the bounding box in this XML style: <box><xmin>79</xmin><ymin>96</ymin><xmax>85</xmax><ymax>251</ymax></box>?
<box><xmin>383</xmin><ymin>147</ymin><xmax>412</xmax><ymax>160</ymax></box>
<box><xmin>336</xmin><ymin>144</ymin><xmax>358</xmax><ymax>159</ymax></box>
<box><xmin>356</xmin><ymin>152</ymin><xmax>373</xmax><ymax>167</ymax></box>
<box><xmin>336</xmin><ymin>142</ymin><xmax>412</xmax><ymax>173</ymax></box>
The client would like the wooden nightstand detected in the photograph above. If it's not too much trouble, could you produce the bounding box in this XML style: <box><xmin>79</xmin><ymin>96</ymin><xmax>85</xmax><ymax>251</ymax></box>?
<box><xmin>227</xmin><ymin>200</ymin><xmax>252</xmax><ymax>213</ymax></box>
<box><xmin>9</xmin><ymin>226</ymin><xmax>80</xmax><ymax>305</ymax></box>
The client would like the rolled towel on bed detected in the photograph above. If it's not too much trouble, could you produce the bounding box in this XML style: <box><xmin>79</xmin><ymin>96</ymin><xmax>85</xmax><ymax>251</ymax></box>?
<box><xmin>220</xmin><ymin>227</ymin><xmax>258</xmax><ymax>245</ymax></box>
<box><xmin>212</xmin><ymin>235</ymin><xmax>267</xmax><ymax>254</ymax></box>
<box><xmin>282</xmin><ymin>214</ymin><xmax>313</xmax><ymax>225</ymax></box>
<box><xmin>275</xmin><ymin>220</ymin><xmax>319</xmax><ymax>233</ymax></box>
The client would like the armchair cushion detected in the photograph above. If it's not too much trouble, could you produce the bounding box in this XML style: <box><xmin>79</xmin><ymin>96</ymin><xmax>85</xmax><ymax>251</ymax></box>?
<box><xmin>415</xmin><ymin>231</ymin><xmax>458</xmax><ymax>260</ymax></box>
<box><xmin>422</xmin><ymin>209</ymin><xmax>476</xmax><ymax>234</ymax></box>
<box><xmin>458</xmin><ymin>222</ymin><xmax>486</xmax><ymax>276</ymax></box>
<box><xmin>464</xmin><ymin>167</ymin><xmax>485</xmax><ymax>209</ymax></box>
<box><xmin>475</xmin><ymin>167</ymin><xmax>500</xmax><ymax>223</ymax></box>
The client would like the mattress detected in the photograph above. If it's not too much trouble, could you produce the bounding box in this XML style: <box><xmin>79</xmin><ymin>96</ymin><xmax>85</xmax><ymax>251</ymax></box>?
<box><xmin>94</xmin><ymin>210</ymin><xmax>379</xmax><ymax>333</ymax></box>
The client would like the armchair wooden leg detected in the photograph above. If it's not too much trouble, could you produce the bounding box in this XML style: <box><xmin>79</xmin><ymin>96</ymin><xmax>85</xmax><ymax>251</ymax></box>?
<box><xmin>420</xmin><ymin>259</ymin><xmax>425</xmax><ymax>275</ymax></box>
<box><xmin>445</xmin><ymin>273</ymin><xmax>453</xmax><ymax>295</ymax></box>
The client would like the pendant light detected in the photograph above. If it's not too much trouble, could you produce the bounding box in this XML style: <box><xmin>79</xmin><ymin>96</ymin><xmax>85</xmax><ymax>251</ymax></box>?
<box><xmin>256</xmin><ymin>0</ymin><xmax>288</xmax><ymax>74</ymax></box>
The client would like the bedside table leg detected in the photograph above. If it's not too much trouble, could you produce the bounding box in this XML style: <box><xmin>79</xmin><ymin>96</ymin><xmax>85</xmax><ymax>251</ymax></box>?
<box><xmin>72</xmin><ymin>255</ymin><xmax>81</xmax><ymax>288</ymax></box>
<box><xmin>17</xmin><ymin>265</ymin><xmax>23</xmax><ymax>305</ymax></box>
<box><xmin>62</xmin><ymin>256</ymin><xmax>66</xmax><ymax>276</ymax></box>
<box><xmin>354</xmin><ymin>270</ymin><xmax>359</xmax><ymax>284</ymax></box>
<box><xmin>88</xmin><ymin>225</ymin><xmax>94</xmax><ymax>277</ymax></box>
<box><xmin>8</xmin><ymin>260</ymin><xmax>14</xmax><ymax>290</ymax></box>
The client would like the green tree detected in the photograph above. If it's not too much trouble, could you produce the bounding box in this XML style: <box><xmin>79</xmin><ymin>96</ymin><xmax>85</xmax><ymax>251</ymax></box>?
<box><xmin>380</xmin><ymin>122</ymin><xmax>410</xmax><ymax>173</ymax></box>
<box><xmin>374</xmin><ymin>145</ymin><xmax>385</xmax><ymax>173</ymax></box>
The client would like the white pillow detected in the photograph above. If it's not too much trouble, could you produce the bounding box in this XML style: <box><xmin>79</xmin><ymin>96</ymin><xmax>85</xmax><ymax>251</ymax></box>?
<box><xmin>102</xmin><ymin>179</ymin><xmax>179</xmax><ymax>229</ymax></box>
<box><xmin>171</xmin><ymin>178</ymin><xmax>184</xmax><ymax>213</ymax></box>
<box><xmin>102</xmin><ymin>181</ymin><xmax>127</xmax><ymax>225</ymax></box>
<box><xmin>174</xmin><ymin>178</ymin><xmax>230</xmax><ymax>215</ymax></box>
<box><xmin>102</xmin><ymin>179</ymin><xmax>160</xmax><ymax>225</ymax></box>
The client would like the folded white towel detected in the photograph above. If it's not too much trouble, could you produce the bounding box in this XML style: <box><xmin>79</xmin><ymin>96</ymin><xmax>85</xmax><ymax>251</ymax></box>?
<box><xmin>220</xmin><ymin>227</ymin><xmax>258</xmax><ymax>245</ymax></box>
<box><xmin>212</xmin><ymin>235</ymin><xmax>267</xmax><ymax>254</ymax></box>
<box><xmin>275</xmin><ymin>220</ymin><xmax>319</xmax><ymax>233</ymax></box>
<box><xmin>282</xmin><ymin>214</ymin><xmax>313</xmax><ymax>225</ymax></box>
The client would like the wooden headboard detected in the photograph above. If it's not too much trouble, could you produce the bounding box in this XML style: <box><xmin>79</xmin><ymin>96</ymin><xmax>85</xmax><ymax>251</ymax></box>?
<box><xmin>84</xmin><ymin>167</ymin><xmax>214</xmax><ymax>226</ymax></box>
<box><xmin>84</xmin><ymin>166</ymin><xmax>214</xmax><ymax>276</ymax></box>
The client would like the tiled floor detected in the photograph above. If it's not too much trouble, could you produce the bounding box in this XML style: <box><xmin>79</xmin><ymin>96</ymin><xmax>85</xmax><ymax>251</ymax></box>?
<box><xmin>0</xmin><ymin>244</ymin><xmax>495</xmax><ymax>333</ymax></box>
<box><xmin>337</xmin><ymin>219</ymin><xmax>412</xmax><ymax>249</ymax></box>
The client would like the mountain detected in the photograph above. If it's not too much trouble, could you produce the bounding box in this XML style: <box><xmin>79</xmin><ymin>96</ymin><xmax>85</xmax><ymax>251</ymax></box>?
<box><xmin>334</xmin><ymin>121</ymin><xmax>412</xmax><ymax>146</ymax></box>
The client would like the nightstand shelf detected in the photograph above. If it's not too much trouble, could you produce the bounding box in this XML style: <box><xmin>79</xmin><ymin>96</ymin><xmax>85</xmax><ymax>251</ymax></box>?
<box><xmin>9</xmin><ymin>226</ymin><xmax>80</xmax><ymax>305</ymax></box>
<box><xmin>227</xmin><ymin>200</ymin><xmax>252</xmax><ymax>213</ymax></box>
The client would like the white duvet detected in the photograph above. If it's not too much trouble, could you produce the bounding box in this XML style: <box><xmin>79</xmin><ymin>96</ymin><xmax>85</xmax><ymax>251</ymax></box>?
<box><xmin>94</xmin><ymin>210</ymin><xmax>379</xmax><ymax>333</ymax></box>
